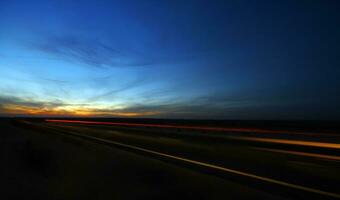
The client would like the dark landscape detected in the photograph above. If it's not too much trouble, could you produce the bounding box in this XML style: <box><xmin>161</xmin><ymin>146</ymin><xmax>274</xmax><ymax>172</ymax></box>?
<box><xmin>1</xmin><ymin>118</ymin><xmax>339</xmax><ymax>199</ymax></box>
<box><xmin>1</xmin><ymin>1</ymin><xmax>340</xmax><ymax>199</ymax></box>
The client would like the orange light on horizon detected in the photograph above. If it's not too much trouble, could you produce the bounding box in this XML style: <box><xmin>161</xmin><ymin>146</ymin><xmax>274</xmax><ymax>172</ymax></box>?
<box><xmin>1</xmin><ymin>104</ymin><xmax>160</xmax><ymax>117</ymax></box>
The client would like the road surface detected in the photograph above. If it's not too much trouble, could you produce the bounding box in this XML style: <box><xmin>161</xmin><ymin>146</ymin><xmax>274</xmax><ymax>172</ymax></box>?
<box><xmin>1</xmin><ymin>119</ymin><xmax>339</xmax><ymax>199</ymax></box>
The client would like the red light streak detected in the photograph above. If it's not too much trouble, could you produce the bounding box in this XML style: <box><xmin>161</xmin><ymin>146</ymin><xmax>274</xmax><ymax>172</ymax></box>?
<box><xmin>45</xmin><ymin>119</ymin><xmax>335</xmax><ymax>136</ymax></box>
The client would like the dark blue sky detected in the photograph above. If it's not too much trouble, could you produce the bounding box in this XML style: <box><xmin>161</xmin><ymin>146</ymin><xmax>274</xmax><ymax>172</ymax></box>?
<box><xmin>0</xmin><ymin>0</ymin><xmax>339</xmax><ymax>119</ymax></box>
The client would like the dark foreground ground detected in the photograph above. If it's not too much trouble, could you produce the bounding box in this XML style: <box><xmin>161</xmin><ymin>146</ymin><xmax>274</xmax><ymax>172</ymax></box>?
<box><xmin>0</xmin><ymin>118</ymin><xmax>339</xmax><ymax>199</ymax></box>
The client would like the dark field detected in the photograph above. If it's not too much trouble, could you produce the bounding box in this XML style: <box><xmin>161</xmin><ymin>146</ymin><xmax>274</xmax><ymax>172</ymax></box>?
<box><xmin>1</xmin><ymin>118</ymin><xmax>339</xmax><ymax>199</ymax></box>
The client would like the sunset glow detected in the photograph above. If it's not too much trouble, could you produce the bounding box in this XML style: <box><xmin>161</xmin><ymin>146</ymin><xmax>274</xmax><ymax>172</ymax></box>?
<box><xmin>1</xmin><ymin>1</ymin><xmax>340</xmax><ymax>200</ymax></box>
<box><xmin>0</xmin><ymin>0</ymin><xmax>339</xmax><ymax>119</ymax></box>
<box><xmin>2</xmin><ymin>103</ymin><xmax>160</xmax><ymax>117</ymax></box>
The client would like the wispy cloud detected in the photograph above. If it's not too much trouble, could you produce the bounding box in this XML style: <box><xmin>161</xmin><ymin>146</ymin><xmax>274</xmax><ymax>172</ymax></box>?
<box><xmin>0</xmin><ymin>93</ymin><xmax>241</xmax><ymax>118</ymax></box>
<box><xmin>87</xmin><ymin>77</ymin><xmax>149</xmax><ymax>102</ymax></box>
<box><xmin>7</xmin><ymin>76</ymin><xmax>69</xmax><ymax>85</ymax></box>
<box><xmin>30</xmin><ymin>35</ymin><xmax>162</xmax><ymax>68</ymax></box>
<box><xmin>0</xmin><ymin>95</ymin><xmax>159</xmax><ymax>117</ymax></box>
<box><xmin>0</xmin><ymin>95</ymin><xmax>66</xmax><ymax>116</ymax></box>
<box><xmin>2</xmin><ymin>85</ymin><xmax>335</xmax><ymax>119</ymax></box>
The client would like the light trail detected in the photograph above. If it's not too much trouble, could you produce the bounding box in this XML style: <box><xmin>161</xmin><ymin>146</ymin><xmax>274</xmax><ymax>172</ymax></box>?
<box><xmin>43</xmin><ymin>124</ymin><xmax>340</xmax><ymax>199</ymax></box>
<box><xmin>45</xmin><ymin>119</ymin><xmax>338</xmax><ymax>136</ymax></box>
<box><xmin>253</xmin><ymin>147</ymin><xmax>340</xmax><ymax>161</ymax></box>
<box><xmin>46</xmin><ymin>119</ymin><xmax>340</xmax><ymax>150</ymax></box>
<box><xmin>229</xmin><ymin>136</ymin><xmax>340</xmax><ymax>150</ymax></box>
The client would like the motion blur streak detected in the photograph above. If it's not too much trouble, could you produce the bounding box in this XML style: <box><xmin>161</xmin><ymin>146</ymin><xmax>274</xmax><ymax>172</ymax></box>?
<box><xmin>45</xmin><ymin>119</ymin><xmax>335</xmax><ymax>136</ymax></box>
<box><xmin>253</xmin><ymin>147</ymin><xmax>340</xmax><ymax>161</ymax></box>
<box><xmin>231</xmin><ymin>136</ymin><xmax>340</xmax><ymax>149</ymax></box>
<box><xmin>51</xmin><ymin>127</ymin><xmax>340</xmax><ymax>199</ymax></box>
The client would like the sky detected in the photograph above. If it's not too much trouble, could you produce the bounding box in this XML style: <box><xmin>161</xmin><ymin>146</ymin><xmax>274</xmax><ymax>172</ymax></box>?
<box><xmin>0</xmin><ymin>0</ymin><xmax>340</xmax><ymax>120</ymax></box>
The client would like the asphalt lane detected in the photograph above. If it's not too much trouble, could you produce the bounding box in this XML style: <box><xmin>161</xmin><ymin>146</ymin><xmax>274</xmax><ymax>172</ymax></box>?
<box><xmin>11</xmin><ymin>119</ymin><xmax>340</xmax><ymax>199</ymax></box>
<box><xmin>0</xmin><ymin>119</ymin><xmax>289</xmax><ymax>200</ymax></box>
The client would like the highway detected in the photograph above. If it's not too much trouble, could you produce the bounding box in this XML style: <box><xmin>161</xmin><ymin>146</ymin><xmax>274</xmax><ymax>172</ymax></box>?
<box><xmin>2</xmin><ymin>119</ymin><xmax>340</xmax><ymax>199</ymax></box>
